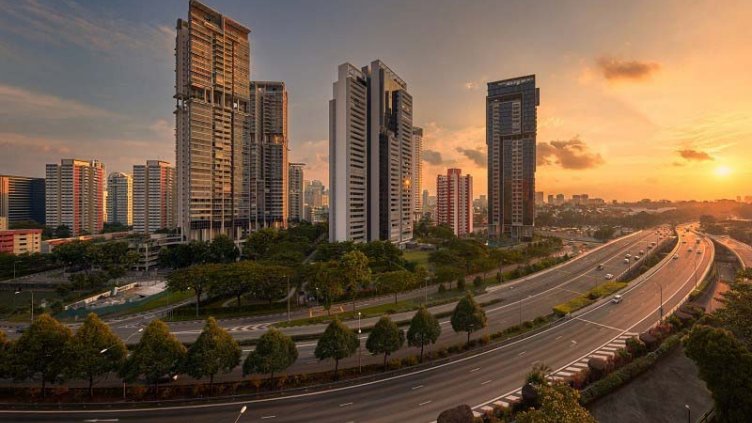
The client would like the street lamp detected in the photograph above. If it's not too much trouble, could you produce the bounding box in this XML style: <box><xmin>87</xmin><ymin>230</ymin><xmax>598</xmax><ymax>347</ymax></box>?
<box><xmin>357</xmin><ymin>312</ymin><xmax>362</xmax><ymax>373</ymax></box>
<box><xmin>286</xmin><ymin>276</ymin><xmax>291</xmax><ymax>322</ymax></box>
<box><xmin>233</xmin><ymin>405</ymin><xmax>248</xmax><ymax>423</ymax></box>
<box><xmin>101</xmin><ymin>326</ymin><xmax>144</xmax><ymax>399</ymax></box>
<box><xmin>685</xmin><ymin>404</ymin><xmax>690</xmax><ymax>423</ymax></box>
<box><xmin>424</xmin><ymin>276</ymin><xmax>430</xmax><ymax>304</ymax></box>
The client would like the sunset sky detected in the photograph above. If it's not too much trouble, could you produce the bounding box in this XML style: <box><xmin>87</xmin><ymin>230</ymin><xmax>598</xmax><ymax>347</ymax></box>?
<box><xmin>1</xmin><ymin>0</ymin><xmax>750</xmax><ymax>201</ymax></box>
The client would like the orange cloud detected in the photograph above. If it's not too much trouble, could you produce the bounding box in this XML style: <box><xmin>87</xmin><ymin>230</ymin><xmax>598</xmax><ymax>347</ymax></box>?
<box><xmin>538</xmin><ymin>137</ymin><xmax>604</xmax><ymax>169</ymax></box>
<box><xmin>597</xmin><ymin>56</ymin><xmax>660</xmax><ymax>81</ymax></box>
<box><xmin>677</xmin><ymin>149</ymin><xmax>713</xmax><ymax>161</ymax></box>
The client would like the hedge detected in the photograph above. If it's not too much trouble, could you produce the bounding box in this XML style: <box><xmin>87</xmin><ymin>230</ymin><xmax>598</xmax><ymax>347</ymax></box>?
<box><xmin>553</xmin><ymin>282</ymin><xmax>627</xmax><ymax>316</ymax></box>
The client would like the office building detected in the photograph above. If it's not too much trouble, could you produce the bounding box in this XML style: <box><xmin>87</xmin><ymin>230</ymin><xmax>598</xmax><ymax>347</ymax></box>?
<box><xmin>175</xmin><ymin>0</ymin><xmax>251</xmax><ymax>241</ymax></box>
<box><xmin>0</xmin><ymin>217</ymin><xmax>6</xmax><ymax>231</ymax></box>
<box><xmin>437</xmin><ymin>169</ymin><xmax>473</xmax><ymax>237</ymax></box>
<box><xmin>0</xmin><ymin>175</ymin><xmax>45</xmax><ymax>226</ymax></box>
<box><xmin>288</xmin><ymin>163</ymin><xmax>304</xmax><ymax>222</ymax></box>
<box><xmin>487</xmin><ymin>75</ymin><xmax>539</xmax><ymax>241</ymax></box>
<box><xmin>304</xmin><ymin>180</ymin><xmax>325</xmax><ymax>208</ymax></box>
<box><xmin>45</xmin><ymin>159</ymin><xmax>105</xmax><ymax>236</ymax></box>
<box><xmin>535</xmin><ymin>191</ymin><xmax>544</xmax><ymax>205</ymax></box>
<box><xmin>133</xmin><ymin>160</ymin><xmax>176</xmax><ymax>234</ymax></box>
<box><xmin>249</xmin><ymin>81</ymin><xmax>289</xmax><ymax>229</ymax></box>
<box><xmin>0</xmin><ymin>229</ymin><xmax>42</xmax><ymax>255</ymax></box>
<box><xmin>412</xmin><ymin>127</ymin><xmax>423</xmax><ymax>220</ymax></box>
<box><xmin>555</xmin><ymin>194</ymin><xmax>565</xmax><ymax>205</ymax></box>
<box><xmin>106</xmin><ymin>172</ymin><xmax>133</xmax><ymax>226</ymax></box>
<box><xmin>329</xmin><ymin>60</ymin><xmax>414</xmax><ymax>244</ymax></box>
<box><xmin>547</xmin><ymin>194</ymin><xmax>554</xmax><ymax>204</ymax></box>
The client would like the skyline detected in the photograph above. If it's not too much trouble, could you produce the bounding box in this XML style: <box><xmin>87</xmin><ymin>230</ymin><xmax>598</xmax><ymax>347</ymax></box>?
<box><xmin>1</xmin><ymin>0</ymin><xmax>751</xmax><ymax>201</ymax></box>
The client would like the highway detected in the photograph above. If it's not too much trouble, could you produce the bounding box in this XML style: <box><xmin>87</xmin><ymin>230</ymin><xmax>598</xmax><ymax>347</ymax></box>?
<box><xmin>711</xmin><ymin>234</ymin><xmax>752</xmax><ymax>268</ymax></box>
<box><xmin>0</xmin><ymin>226</ymin><xmax>712</xmax><ymax>423</ymax></box>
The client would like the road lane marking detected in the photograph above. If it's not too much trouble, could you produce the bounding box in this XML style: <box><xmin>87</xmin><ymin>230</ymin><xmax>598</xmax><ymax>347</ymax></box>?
<box><xmin>411</xmin><ymin>385</ymin><xmax>423</xmax><ymax>390</ymax></box>
<box><xmin>419</xmin><ymin>400</ymin><xmax>432</xmax><ymax>406</ymax></box>
<box><xmin>481</xmin><ymin>380</ymin><xmax>492</xmax><ymax>385</ymax></box>
<box><xmin>574</xmin><ymin>317</ymin><xmax>625</xmax><ymax>332</ymax></box>
<box><xmin>555</xmin><ymin>335</ymin><xmax>562</xmax><ymax>340</ymax></box>
<box><xmin>339</xmin><ymin>402</ymin><xmax>353</xmax><ymax>407</ymax></box>
<box><xmin>261</xmin><ymin>416</ymin><xmax>276</xmax><ymax>420</ymax></box>
<box><xmin>470</xmin><ymin>367</ymin><xmax>480</xmax><ymax>373</ymax></box>
<box><xmin>518</xmin><ymin>351</ymin><xmax>526</xmax><ymax>356</ymax></box>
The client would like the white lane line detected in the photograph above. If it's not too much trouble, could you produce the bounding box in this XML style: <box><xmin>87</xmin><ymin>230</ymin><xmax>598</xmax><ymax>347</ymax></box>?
<box><xmin>339</xmin><ymin>402</ymin><xmax>353</xmax><ymax>407</ymax></box>
<box><xmin>411</xmin><ymin>385</ymin><xmax>424</xmax><ymax>390</ymax></box>
<box><xmin>574</xmin><ymin>317</ymin><xmax>625</xmax><ymax>332</ymax></box>
<box><xmin>470</xmin><ymin>367</ymin><xmax>481</xmax><ymax>373</ymax></box>
<box><xmin>419</xmin><ymin>400</ymin><xmax>432</xmax><ymax>406</ymax></box>
<box><xmin>555</xmin><ymin>335</ymin><xmax>563</xmax><ymax>340</ymax></box>
<box><xmin>481</xmin><ymin>379</ymin><xmax>493</xmax><ymax>385</ymax></box>
<box><xmin>518</xmin><ymin>351</ymin><xmax>526</xmax><ymax>357</ymax></box>
<box><xmin>261</xmin><ymin>416</ymin><xmax>276</xmax><ymax>420</ymax></box>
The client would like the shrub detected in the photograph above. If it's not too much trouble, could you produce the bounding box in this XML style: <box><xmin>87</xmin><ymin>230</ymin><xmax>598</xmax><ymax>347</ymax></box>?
<box><xmin>456</xmin><ymin>278</ymin><xmax>466</xmax><ymax>291</ymax></box>
<box><xmin>401</xmin><ymin>355</ymin><xmax>419</xmax><ymax>367</ymax></box>
<box><xmin>473</xmin><ymin>276</ymin><xmax>483</xmax><ymax>289</ymax></box>
<box><xmin>438</xmin><ymin>283</ymin><xmax>447</xmax><ymax>294</ymax></box>
<box><xmin>625</xmin><ymin>337</ymin><xmax>647</xmax><ymax>357</ymax></box>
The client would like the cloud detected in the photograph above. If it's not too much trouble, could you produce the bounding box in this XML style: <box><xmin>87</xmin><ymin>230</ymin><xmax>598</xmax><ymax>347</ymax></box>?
<box><xmin>456</xmin><ymin>147</ymin><xmax>486</xmax><ymax>168</ymax></box>
<box><xmin>423</xmin><ymin>149</ymin><xmax>444</xmax><ymax>165</ymax></box>
<box><xmin>677</xmin><ymin>149</ymin><xmax>713</xmax><ymax>161</ymax></box>
<box><xmin>290</xmin><ymin>139</ymin><xmax>328</xmax><ymax>184</ymax></box>
<box><xmin>537</xmin><ymin>137</ymin><xmax>604</xmax><ymax>169</ymax></box>
<box><xmin>0</xmin><ymin>84</ymin><xmax>112</xmax><ymax>119</ymax></box>
<box><xmin>596</xmin><ymin>56</ymin><xmax>660</xmax><ymax>81</ymax></box>
<box><xmin>0</xmin><ymin>0</ymin><xmax>173</xmax><ymax>57</ymax></box>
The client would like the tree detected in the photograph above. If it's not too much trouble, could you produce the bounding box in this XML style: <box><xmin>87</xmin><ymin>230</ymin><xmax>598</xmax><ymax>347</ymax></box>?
<box><xmin>213</xmin><ymin>261</ymin><xmax>256</xmax><ymax>307</ymax></box>
<box><xmin>166</xmin><ymin>263</ymin><xmax>222</xmax><ymax>316</ymax></box>
<box><xmin>0</xmin><ymin>330</ymin><xmax>11</xmax><ymax>379</ymax></box>
<box><xmin>309</xmin><ymin>262</ymin><xmax>344</xmax><ymax>315</ymax></box>
<box><xmin>516</xmin><ymin>382</ymin><xmax>596</xmax><ymax>423</ymax></box>
<box><xmin>243</xmin><ymin>328</ymin><xmax>298</xmax><ymax>383</ymax></box>
<box><xmin>121</xmin><ymin>320</ymin><xmax>186</xmax><ymax>398</ymax></box>
<box><xmin>314</xmin><ymin>319</ymin><xmax>359</xmax><ymax>378</ymax></box>
<box><xmin>450</xmin><ymin>292</ymin><xmax>487</xmax><ymax>345</ymax></box>
<box><xmin>207</xmin><ymin>234</ymin><xmax>239</xmax><ymax>263</ymax></box>
<box><xmin>53</xmin><ymin>240</ymin><xmax>91</xmax><ymax>271</ymax></box>
<box><xmin>437</xmin><ymin>404</ymin><xmax>474</xmax><ymax>423</ymax></box>
<box><xmin>407</xmin><ymin>306</ymin><xmax>441</xmax><ymax>362</ymax></box>
<box><xmin>243</xmin><ymin>228</ymin><xmax>280</xmax><ymax>260</ymax></box>
<box><xmin>339</xmin><ymin>250</ymin><xmax>371</xmax><ymax>310</ymax></box>
<box><xmin>684</xmin><ymin>325</ymin><xmax>752</xmax><ymax>422</ymax></box>
<box><xmin>714</xmin><ymin>281</ymin><xmax>752</xmax><ymax>350</ymax></box>
<box><xmin>375</xmin><ymin>270</ymin><xmax>416</xmax><ymax>304</ymax></box>
<box><xmin>67</xmin><ymin>313</ymin><xmax>126</xmax><ymax>398</ymax></box>
<box><xmin>366</xmin><ymin>316</ymin><xmax>405</xmax><ymax>369</ymax></box>
<box><xmin>12</xmin><ymin>314</ymin><xmax>72</xmax><ymax>398</ymax></box>
<box><xmin>253</xmin><ymin>263</ymin><xmax>294</xmax><ymax>304</ymax></box>
<box><xmin>54</xmin><ymin>225</ymin><xmax>71</xmax><ymax>238</ymax></box>
<box><xmin>183</xmin><ymin>317</ymin><xmax>240</xmax><ymax>387</ymax></box>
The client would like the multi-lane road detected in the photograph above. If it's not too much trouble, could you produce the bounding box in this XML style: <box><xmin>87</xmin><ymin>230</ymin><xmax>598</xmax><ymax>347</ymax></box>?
<box><xmin>1</xmin><ymin>226</ymin><xmax>713</xmax><ymax>422</ymax></box>
<box><xmin>711</xmin><ymin>234</ymin><xmax>752</xmax><ymax>268</ymax></box>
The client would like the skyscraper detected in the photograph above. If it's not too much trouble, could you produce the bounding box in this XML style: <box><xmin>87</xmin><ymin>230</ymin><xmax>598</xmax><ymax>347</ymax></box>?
<box><xmin>288</xmin><ymin>163</ymin><xmax>304</xmax><ymax>223</ymax></box>
<box><xmin>45</xmin><ymin>159</ymin><xmax>105</xmax><ymax>236</ymax></box>
<box><xmin>0</xmin><ymin>175</ymin><xmax>45</xmax><ymax>226</ymax></box>
<box><xmin>412</xmin><ymin>127</ymin><xmax>423</xmax><ymax>221</ymax></box>
<box><xmin>133</xmin><ymin>160</ymin><xmax>176</xmax><ymax>234</ymax></box>
<box><xmin>175</xmin><ymin>0</ymin><xmax>251</xmax><ymax>241</ymax></box>
<box><xmin>437</xmin><ymin>168</ymin><xmax>473</xmax><ymax>237</ymax></box>
<box><xmin>329</xmin><ymin>60</ymin><xmax>414</xmax><ymax>244</ymax></box>
<box><xmin>535</xmin><ymin>191</ymin><xmax>544</xmax><ymax>206</ymax></box>
<box><xmin>106</xmin><ymin>172</ymin><xmax>133</xmax><ymax>226</ymax></box>
<box><xmin>487</xmin><ymin>75</ymin><xmax>539</xmax><ymax>241</ymax></box>
<box><xmin>249</xmin><ymin>81</ymin><xmax>289</xmax><ymax>229</ymax></box>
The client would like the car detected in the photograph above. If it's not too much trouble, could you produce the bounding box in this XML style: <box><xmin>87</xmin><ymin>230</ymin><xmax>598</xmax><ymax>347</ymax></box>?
<box><xmin>688</xmin><ymin>248</ymin><xmax>693</xmax><ymax>252</ymax></box>
<box><xmin>673</xmin><ymin>254</ymin><xmax>679</xmax><ymax>260</ymax></box>
<box><xmin>639</xmin><ymin>250</ymin><xmax>644</xmax><ymax>255</ymax></box>
<box><xmin>697</xmin><ymin>249</ymin><xmax>702</xmax><ymax>254</ymax></box>
<box><xmin>15</xmin><ymin>326</ymin><xmax>27</xmax><ymax>334</ymax></box>
<box><xmin>682</xmin><ymin>240</ymin><xmax>687</xmax><ymax>244</ymax></box>
<box><xmin>597</xmin><ymin>264</ymin><xmax>604</xmax><ymax>270</ymax></box>
<box><xmin>623</xmin><ymin>258</ymin><xmax>630</xmax><ymax>264</ymax></box>
<box><xmin>612</xmin><ymin>295</ymin><xmax>623</xmax><ymax>304</ymax></box>
<box><xmin>625</xmin><ymin>254</ymin><xmax>632</xmax><ymax>259</ymax></box>
<box><xmin>605</xmin><ymin>273</ymin><xmax>614</xmax><ymax>280</ymax></box>
<box><xmin>634</xmin><ymin>256</ymin><xmax>639</xmax><ymax>261</ymax></box>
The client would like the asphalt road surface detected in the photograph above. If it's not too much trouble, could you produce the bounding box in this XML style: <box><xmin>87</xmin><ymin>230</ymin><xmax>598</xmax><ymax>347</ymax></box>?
<box><xmin>0</xmin><ymin>226</ymin><xmax>713</xmax><ymax>423</ymax></box>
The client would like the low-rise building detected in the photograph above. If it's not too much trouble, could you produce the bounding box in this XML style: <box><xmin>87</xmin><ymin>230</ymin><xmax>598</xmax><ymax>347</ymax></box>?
<box><xmin>0</xmin><ymin>228</ymin><xmax>42</xmax><ymax>255</ymax></box>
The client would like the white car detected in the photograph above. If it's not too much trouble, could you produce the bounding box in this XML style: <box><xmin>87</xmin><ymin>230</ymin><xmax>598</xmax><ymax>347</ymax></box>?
<box><xmin>605</xmin><ymin>273</ymin><xmax>614</xmax><ymax>280</ymax></box>
<box><xmin>612</xmin><ymin>295</ymin><xmax>623</xmax><ymax>304</ymax></box>
<box><xmin>673</xmin><ymin>254</ymin><xmax>679</xmax><ymax>260</ymax></box>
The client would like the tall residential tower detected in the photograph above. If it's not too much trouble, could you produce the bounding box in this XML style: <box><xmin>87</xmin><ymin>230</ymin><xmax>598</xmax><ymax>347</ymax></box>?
<box><xmin>133</xmin><ymin>160</ymin><xmax>176</xmax><ymax>234</ymax></box>
<box><xmin>248</xmin><ymin>81</ymin><xmax>289</xmax><ymax>229</ymax></box>
<box><xmin>487</xmin><ymin>76</ymin><xmax>539</xmax><ymax>241</ymax></box>
<box><xmin>45</xmin><ymin>159</ymin><xmax>105</xmax><ymax>236</ymax></box>
<box><xmin>288</xmin><ymin>163</ymin><xmax>304</xmax><ymax>223</ymax></box>
<box><xmin>411</xmin><ymin>127</ymin><xmax>423</xmax><ymax>222</ymax></box>
<box><xmin>175</xmin><ymin>0</ymin><xmax>251</xmax><ymax>241</ymax></box>
<box><xmin>437</xmin><ymin>168</ymin><xmax>473</xmax><ymax>237</ymax></box>
<box><xmin>329</xmin><ymin>61</ymin><xmax>414</xmax><ymax>244</ymax></box>
<box><xmin>106</xmin><ymin>172</ymin><xmax>133</xmax><ymax>226</ymax></box>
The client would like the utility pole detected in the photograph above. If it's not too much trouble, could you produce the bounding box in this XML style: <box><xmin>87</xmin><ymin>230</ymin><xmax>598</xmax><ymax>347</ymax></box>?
<box><xmin>286</xmin><ymin>276</ymin><xmax>291</xmax><ymax>322</ymax></box>
<box><xmin>358</xmin><ymin>312</ymin><xmax>362</xmax><ymax>373</ymax></box>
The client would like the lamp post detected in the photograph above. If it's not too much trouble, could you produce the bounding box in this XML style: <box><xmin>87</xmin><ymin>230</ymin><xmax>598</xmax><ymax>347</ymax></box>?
<box><xmin>101</xmin><ymin>326</ymin><xmax>144</xmax><ymax>400</ymax></box>
<box><xmin>685</xmin><ymin>404</ymin><xmax>690</xmax><ymax>423</ymax></box>
<box><xmin>424</xmin><ymin>276</ymin><xmax>429</xmax><ymax>304</ymax></box>
<box><xmin>14</xmin><ymin>290</ymin><xmax>34</xmax><ymax>323</ymax></box>
<box><xmin>286</xmin><ymin>276</ymin><xmax>291</xmax><ymax>322</ymax></box>
<box><xmin>357</xmin><ymin>312</ymin><xmax>362</xmax><ymax>373</ymax></box>
<box><xmin>233</xmin><ymin>405</ymin><xmax>248</xmax><ymax>423</ymax></box>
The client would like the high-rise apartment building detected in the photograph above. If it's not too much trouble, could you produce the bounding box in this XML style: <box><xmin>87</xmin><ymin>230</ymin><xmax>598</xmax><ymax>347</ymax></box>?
<box><xmin>175</xmin><ymin>0</ymin><xmax>251</xmax><ymax>241</ymax></box>
<box><xmin>45</xmin><ymin>159</ymin><xmax>105</xmax><ymax>236</ymax></box>
<box><xmin>412</xmin><ymin>127</ymin><xmax>423</xmax><ymax>220</ymax></box>
<box><xmin>437</xmin><ymin>168</ymin><xmax>473</xmax><ymax>237</ymax></box>
<box><xmin>249</xmin><ymin>81</ymin><xmax>289</xmax><ymax>229</ymax></box>
<box><xmin>535</xmin><ymin>191</ymin><xmax>544</xmax><ymax>206</ymax></box>
<box><xmin>133</xmin><ymin>160</ymin><xmax>176</xmax><ymax>234</ymax></box>
<box><xmin>487</xmin><ymin>75</ymin><xmax>539</xmax><ymax>241</ymax></box>
<box><xmin>288</xmin><ymin>163</ymin><xmax>304</xmax><ymax>223</ymax></box>
<box><xmin>0</xmin><ymin>175</ymin><xmax>45</xmax><ymax>226</ymax></box>
<box><xmin>106</xmin><ymin>172</ymin><xmax>133</xmax><ymax>226</ymax></box>
<box><xmin>304</xmin><ymin>180</ymin><xmax>325</xmax><ymax>208</ymax></box>
<box><xmin>547</xmin><ymin>194</ymin><xmax>554</xmax><ymax>204</ymax></box>
<box><xmin>329</xmin><ymin>60</ymin><xmax>414</xmax><ymax>244</ymax></box>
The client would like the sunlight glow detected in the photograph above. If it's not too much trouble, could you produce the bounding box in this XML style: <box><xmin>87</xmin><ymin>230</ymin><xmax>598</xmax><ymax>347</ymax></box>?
<box><xmin>714</xmin><ymin>165</ymin><xmax>732</xmax><ymax>177</ymax></box>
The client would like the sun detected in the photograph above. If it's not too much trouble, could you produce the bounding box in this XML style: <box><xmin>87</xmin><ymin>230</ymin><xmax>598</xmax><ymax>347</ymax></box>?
<box><xmin>714</xmin><ymin>165</ymin><xmax>732</xmax><ymax>177</ymax></box>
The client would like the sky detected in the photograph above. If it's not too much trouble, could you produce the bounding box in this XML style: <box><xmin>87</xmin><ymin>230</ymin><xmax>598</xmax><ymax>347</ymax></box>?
<box><xmin>1</xmin><ymin>0</ymin><xmax>751</xmax><ymax>202</ymax></box>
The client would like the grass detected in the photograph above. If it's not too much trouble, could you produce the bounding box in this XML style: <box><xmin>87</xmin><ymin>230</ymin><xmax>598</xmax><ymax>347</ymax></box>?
<box><xmin>114</xmin><ymin>290</ymin><xmax>194</xmax><ymax>316</ymax></box>
<box><xmin>403</xmin><ymin>250</ymin><xmax>431</xmax><ymax>267</ymax></box>
<box><xmin>553</xmin><ymin>281</ymin><xmax>627</xmax><ymax>316</ymax></box>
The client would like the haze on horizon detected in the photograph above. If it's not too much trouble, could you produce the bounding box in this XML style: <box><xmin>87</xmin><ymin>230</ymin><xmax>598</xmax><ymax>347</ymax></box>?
<box><xmin>0</xmin><ymin>0</ymin><xmax>750</xmax><ymax>202</ymax></box>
